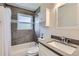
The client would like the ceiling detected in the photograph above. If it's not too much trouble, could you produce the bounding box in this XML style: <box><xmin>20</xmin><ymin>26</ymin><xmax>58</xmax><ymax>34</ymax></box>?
<box><xmin>7</xmin><ymin>3</ymin><xmax>41</xmax><ymax>11</ymax></box>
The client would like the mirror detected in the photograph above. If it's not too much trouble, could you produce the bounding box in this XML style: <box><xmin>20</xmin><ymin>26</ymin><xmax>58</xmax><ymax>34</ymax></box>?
<box><xmin>57</xmin><ymin>3</ymin><xmax>78</xmax><ymax>27</ymax></box>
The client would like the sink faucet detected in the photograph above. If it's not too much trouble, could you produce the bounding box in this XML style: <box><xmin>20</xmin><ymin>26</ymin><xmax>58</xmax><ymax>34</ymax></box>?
<box><xmin>61</xmin><ymin>36</ymin><xmax>70</xmax><ymax>44</ymax></box>
<box><xmin>61</xmin><ymin>36</ymin><xmax>65</xmax><ymax>43</ymax></box>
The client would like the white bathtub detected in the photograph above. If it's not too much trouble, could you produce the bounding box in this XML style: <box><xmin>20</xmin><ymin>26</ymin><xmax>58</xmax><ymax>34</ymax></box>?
<box><xmin>11</xmin><ymin>42</ymin><xmax>36</xmax><ymax>56</ymax></box>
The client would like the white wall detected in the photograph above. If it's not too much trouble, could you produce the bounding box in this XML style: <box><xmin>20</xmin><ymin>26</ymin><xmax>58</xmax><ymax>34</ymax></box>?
<box><xmin>49</xmin><ymin>28</ymin><xmax>79</xmax><ymax>40</ymax></box>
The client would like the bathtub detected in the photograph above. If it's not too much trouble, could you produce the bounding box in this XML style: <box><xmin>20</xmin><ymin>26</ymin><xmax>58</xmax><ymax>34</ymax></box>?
<box><xmin>11</xmin><ymin>42</ymin><xmax>36</xmax><ymax>56</ymax></box>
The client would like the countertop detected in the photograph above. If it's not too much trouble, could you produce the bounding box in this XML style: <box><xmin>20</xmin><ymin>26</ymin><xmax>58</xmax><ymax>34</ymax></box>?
<box><xmin>38</xmin><ymin>38</ymin><xmax>79</xmax><ymax>56</ymax></box>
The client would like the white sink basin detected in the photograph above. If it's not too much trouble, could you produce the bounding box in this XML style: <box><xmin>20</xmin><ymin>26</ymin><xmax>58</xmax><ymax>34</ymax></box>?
<box><xmin>48</xmin><ymin>41</ymin><xmax>76</xmax><ymax>54</ymax></box>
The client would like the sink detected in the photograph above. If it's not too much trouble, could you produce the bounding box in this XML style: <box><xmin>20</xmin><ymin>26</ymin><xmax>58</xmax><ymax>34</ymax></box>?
<box><xmin>48</xmin><ymin>41</ymin><xmax>76</xmax><ymax>54</ymax></box>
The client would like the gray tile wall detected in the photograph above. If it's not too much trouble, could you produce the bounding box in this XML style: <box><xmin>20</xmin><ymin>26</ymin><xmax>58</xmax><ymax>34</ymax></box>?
<box><xmin>11</xmin><ymin>23</ymin><xmax>34</xmax><ymax>45</ymax></box>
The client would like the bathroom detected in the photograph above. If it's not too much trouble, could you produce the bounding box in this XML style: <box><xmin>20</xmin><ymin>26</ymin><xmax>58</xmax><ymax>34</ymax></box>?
<box><xmin>0</xmin><ymin>3</ymin><xmax>79</xmax><ymax>56</ymax></box>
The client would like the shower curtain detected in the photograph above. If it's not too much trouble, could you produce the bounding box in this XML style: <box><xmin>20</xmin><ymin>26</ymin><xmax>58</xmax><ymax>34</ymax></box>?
<box><xmin>0</xmin><ymin>6</ymin><xmax>11</xmax><ymax>56</ymax></box>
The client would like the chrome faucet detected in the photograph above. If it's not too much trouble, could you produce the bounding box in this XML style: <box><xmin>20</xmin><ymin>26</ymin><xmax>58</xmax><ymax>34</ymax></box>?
<box><xmin>61</xmin><ymin>36</ymin><xmax>69</xmax><ymax>44</ymax></box>
<box><xmin>61</xmin><ymin>36</ymin><xmax>65</xmax><ymax>42</ymax></box>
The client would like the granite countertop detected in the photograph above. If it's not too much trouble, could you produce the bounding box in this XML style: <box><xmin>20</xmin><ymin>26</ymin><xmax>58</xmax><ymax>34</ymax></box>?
<box><xmin>39</xmin><ymin>38</ymin><xmax>79</xmax><ymax>56</ymax></box>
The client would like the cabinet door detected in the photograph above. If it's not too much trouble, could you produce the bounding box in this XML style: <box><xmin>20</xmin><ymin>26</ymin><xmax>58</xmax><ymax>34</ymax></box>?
<box><xmin>39</xmin><ymin>43</ymin><xmax>59</xmax><ymax>56</ymax></box>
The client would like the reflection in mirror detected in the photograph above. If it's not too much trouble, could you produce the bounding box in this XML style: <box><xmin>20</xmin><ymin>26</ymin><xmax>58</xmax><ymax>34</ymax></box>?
<box><xmin>58</xmin><ymin>3</ymin><xmax>77</xmax><ymax>27</ymax></box>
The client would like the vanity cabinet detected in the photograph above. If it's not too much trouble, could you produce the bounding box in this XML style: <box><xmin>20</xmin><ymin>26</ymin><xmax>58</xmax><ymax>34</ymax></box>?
<box><xmin>39</xmin><ymin>43</ymin><xmax>59</xmax><ymax>56</ymax></box>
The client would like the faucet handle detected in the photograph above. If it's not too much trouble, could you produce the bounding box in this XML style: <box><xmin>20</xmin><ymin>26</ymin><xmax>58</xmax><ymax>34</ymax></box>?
<box><xmin>61</xmin><ymin>36</ymin><xmax>65</xmax><ymax>42</ymax></box>
<box><xmin>61</xmin><ymin>36</ymin><xmax>71</xmax><ymax>44</ymax></box>
<box><xmin>65</xmin><ymin>38</ymin><xmax>71</xmax><ymax>43</ymax></box>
